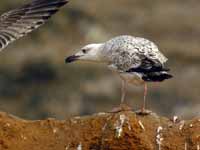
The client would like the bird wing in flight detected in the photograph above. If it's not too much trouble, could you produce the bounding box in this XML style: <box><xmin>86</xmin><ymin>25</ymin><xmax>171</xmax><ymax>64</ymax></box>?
<box><xmin>0</xmin><ymin>0</ymin><xmax>68</xmax><ymax>51</ymax></box>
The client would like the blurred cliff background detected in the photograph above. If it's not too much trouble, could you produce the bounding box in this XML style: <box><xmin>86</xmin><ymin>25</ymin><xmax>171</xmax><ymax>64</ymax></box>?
<box><xmin>0</xmin><ymin>0</ymin><xmax>199</xmax><ymax>119</ymax></box>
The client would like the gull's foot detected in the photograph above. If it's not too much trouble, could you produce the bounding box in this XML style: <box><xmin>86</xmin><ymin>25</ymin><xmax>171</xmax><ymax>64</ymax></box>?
<box><xmin>135</xmin><ymin>109</ymin><xmax>152</xmax><ymax>116</ymax></box>
<box><xmin>109</xmin><ymin>103</ymin><xmax>132</xmax><ymax>113</ymax></box>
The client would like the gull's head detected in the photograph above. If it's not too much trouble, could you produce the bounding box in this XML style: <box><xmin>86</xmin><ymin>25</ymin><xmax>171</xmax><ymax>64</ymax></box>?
<box><xmin>65</xmin><ymin>43</ymin><xmax>104</xmax><ymax>63</ymax></box>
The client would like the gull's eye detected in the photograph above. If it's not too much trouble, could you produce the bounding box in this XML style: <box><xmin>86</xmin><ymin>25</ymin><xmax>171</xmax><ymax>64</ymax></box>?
<box><xmin>82</xmin><ymin>49</ymin><xmax>87</xmax><ymax>53</ymax></box>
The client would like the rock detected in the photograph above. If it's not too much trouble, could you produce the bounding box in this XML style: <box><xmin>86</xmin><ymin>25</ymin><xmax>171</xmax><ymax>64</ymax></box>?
<box><xmin>0</xmin><ymin>111</ymin><xmax>199</xmax><ymax>150</ymax></box>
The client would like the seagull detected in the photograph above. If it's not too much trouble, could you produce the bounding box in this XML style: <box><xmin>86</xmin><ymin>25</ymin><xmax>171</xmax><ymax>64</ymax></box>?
<box><xmin>65</xmin><ymin>35</ymin><xmax>173</xmax><ymax>114</ymax></box>
<box><xmin>0</xmin><ymin>0</ymin><xmax>68</xmax><ymax>51</ymax></box>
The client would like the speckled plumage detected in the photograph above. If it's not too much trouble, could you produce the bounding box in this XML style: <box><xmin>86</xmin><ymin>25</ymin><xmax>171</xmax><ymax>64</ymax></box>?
<box><xmin>102</xmin><ymin>35</ymin><xmax>168</xmax><ymax>72</ymax></box>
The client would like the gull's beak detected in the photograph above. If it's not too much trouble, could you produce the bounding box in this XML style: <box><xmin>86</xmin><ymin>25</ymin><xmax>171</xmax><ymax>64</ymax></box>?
<box><xmin>65</xmin><ymin>55</ymin><xmax>80</xmax><ymax>63</ymax></box>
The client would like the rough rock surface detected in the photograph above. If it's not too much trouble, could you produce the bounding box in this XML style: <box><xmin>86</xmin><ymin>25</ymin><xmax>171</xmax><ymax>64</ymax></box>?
<box><xmin>0</xmin><ymin>111</ymin><xmax>199</xmax><ymax>150</ymax></box>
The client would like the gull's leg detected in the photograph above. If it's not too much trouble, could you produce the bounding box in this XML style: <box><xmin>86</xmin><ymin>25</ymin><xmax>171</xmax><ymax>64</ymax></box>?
<box><xmin>120</xmin><ymin>79</ymin><xmax>126</xmax><ymax>104</ymax></box>
<box><xmin>109</xmin><ymin>79</ymin><xmax>131</xmax><ymax>113</ymax></box>
<box><xmin>141</xmin><ymin>83</ymin><xmax>147</xmax><ymax>112</ymax></box>
<box><xmin>136</xmin><ymin>82</ymin><xmax>151</xmax><ymax>115</ymax></box>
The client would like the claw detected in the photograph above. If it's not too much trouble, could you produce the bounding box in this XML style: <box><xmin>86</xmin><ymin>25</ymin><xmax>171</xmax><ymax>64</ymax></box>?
<box><xmin>109</xmin><ymin>103</ymin><xmax>132</xmax><ymax>113</ymax></box>
<box><xmin>135</xmin><ymin>109</ymin><xmax>152</xmax><ymax>115</ymax></box>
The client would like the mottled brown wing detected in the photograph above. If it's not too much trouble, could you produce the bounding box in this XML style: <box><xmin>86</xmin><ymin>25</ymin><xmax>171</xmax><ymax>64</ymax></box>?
<box><xmin>0</xmin><ymin>0</ymin><xmax>68</xmax><ymax>51</ymax></box>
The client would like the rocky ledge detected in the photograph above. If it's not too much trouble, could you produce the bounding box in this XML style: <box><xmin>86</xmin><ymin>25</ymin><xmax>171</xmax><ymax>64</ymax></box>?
<box><xmin>0</xmin><ymin>111</ymin><xmax>199</xmax><ymax>150</ymax></box>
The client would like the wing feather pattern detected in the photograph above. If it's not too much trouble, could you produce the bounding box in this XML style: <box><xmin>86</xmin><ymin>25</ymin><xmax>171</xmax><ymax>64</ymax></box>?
<box><xmin>126</xmin><ymin>57</ymin><xmax>173</xmax><ymax>82</ymax></box>
<box><xmin>0</xmin><ymin>0</ymin><xmax>68</xmax><ymax>50</ymax></box>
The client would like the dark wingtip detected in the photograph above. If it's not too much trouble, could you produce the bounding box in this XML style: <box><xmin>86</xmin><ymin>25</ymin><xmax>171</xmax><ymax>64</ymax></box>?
<box><xmin>165</xmin><ymin>73</ymin><xmax>173</xmax><ymax>79</ymax></box>
<box><xmin>142</xmin><ymin>73</ymin><xmax>173</xmax><ymax>82</ymax></box>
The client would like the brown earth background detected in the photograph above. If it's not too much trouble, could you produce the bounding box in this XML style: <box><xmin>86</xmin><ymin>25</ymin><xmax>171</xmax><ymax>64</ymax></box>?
<box><xmin>0</xmin><ymin>0</ymin><xmax>199</xmax><ymax>120</ymax></box>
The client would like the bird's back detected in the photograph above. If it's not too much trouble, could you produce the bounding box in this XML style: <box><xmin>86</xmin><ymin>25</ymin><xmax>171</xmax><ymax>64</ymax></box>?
<box><xmin>103</xmin><ymin>35</ymin><xmax>168</xmax><ymax>68</ymax></box>
<box><xmin>102</xmin><ymin>35</ymin><xmax>172</xmax><ymax>82</ymax></box>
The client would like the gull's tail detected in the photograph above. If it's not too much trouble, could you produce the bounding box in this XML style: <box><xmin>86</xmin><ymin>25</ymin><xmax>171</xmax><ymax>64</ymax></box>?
<box><xmin>141</xmin><ymin>71</ymin><xmax>173</xmax><ymax>82</ymax></box>
<box><xmin>126</xmin><ymin>57</ymin><xmax>173</xmax><ymax>82</ymax></box>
